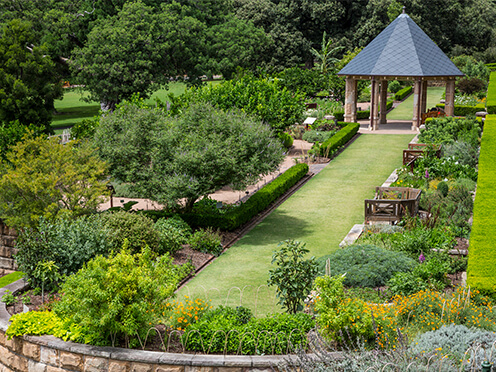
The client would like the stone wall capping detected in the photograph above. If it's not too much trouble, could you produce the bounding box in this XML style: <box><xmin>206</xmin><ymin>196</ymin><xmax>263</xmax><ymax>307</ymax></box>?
<box><xmin>157</xmin><ymin>354</ymin><xmax>193</xmax><ymax>366</ymax></box>
<box><xmin>222</xmin><ymin>355</ymin><xmax>254</xmax><ymax>367</ymax></box>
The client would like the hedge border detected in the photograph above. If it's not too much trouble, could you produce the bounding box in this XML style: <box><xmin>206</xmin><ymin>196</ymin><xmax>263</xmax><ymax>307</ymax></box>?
<box><xmin>435</xmin><ymin>103</ymin><xmax>486</xmax><ymax>116</ymax></box>
<box><xmin>394</xmin><ymin>86</ymin><xmax>413</xmax><ymax>101</ymax></box>
<box><xmin>140</xmin><ymin>163</ymin><xmax>309</xmax><ymax>231</ymax></box>
<box><xmin>487</xmin><ymin>71</ymin><xmax>496</xmax><ymax>114</ymax></box>
<box><xmin>319</xmin><ymin>122</ymin><xmax>360</xmax><ymax>157</ymax></box>
<box><xmin>334</xmin><ymin>100</ymin><xmax>393</xmax><ymax>121</ymax></box>
<box><xmin>467</xmin><ymin>114</ymin><xmax>496</xmax><ymax>292</ymax></box>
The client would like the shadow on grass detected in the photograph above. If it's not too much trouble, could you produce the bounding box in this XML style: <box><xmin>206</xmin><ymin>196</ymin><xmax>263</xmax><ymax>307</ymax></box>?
<box><xmin>235</xmin><ymin>209</ymin><xmax>313</xmax><ymax>248</ymax></box>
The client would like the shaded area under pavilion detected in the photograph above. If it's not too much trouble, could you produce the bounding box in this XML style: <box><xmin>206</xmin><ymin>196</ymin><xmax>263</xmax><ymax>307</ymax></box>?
<box><xmin>337</xmin><ymin>9</ymin><xmax>464</xmax><ymax>131</ymax></box>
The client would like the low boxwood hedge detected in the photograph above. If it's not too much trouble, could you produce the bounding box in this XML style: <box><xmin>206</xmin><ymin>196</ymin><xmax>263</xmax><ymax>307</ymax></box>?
<box><xmin>487</xmin><ymin>71</ymin><xmax>496</xmax><ymax>114</ymax></box>
<box><xmin>140</xmin><ymin>163</ymin><xmax>309</xmax><ymax>231</ymax></box>
<box><xmin>394</xmin><ymin>86</ymin><xmax>413</xmax><ymax>101</ymax></box>
<box><xmin>435</xmin><ymin>103</ymin><xmax>486</xmax><ymax>116</ymax></box>
<box><xmin>334</xmin><ymin>101</ymin><xmax>392</xmax><ymax>121</ymax></box>
<box><xmin>467</xmin><ymin>114</ymin><xmax>496</xmax><ymax>293</ymax></box>
<box><xmin>318</xmin><ymin>122</ymin><xmax>360</xmax><ymax>157</ymax></box>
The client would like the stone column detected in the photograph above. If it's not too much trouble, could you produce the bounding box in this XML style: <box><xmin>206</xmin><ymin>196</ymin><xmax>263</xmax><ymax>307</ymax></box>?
<box><xmin>379</xmin><ymin>80</ymin><xmax>388</xmax><ymax>124</ymax></box>
<box><xmin>445</xmin><ymin>80</ymin><xmax>456</xmax><ymax>116</ymax></box>
<box><xmin>412</xmin><ymin>79</ymin><xmax>422</xmax><ymax>130</ymax></box>
<box><xmin>344</xmin><ymin>77</ymin><xmax>357</xmax><ymax>123</ymax></box>
<box><xmin>421</xmin><ymin>80</ymin><xmax>428</xmax><ymax>114</ymax></box>
<box><xmin>370</xmin><ymin>78</ymin><xmax>380</xmax><ymax>130</ymax></box>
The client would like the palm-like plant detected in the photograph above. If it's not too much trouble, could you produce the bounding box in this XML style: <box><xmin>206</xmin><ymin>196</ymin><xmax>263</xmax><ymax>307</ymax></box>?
<box><xmin>310</xmin><ymin>32</ymin><xmax>343</xmax><ymax>74</ymax></box>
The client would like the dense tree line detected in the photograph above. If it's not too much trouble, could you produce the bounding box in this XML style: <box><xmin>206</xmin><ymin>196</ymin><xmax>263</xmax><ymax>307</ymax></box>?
<box><xmin>0</xmin><ymin>0</ymin><xmax>495</xmax><ymax>126</ymax></box>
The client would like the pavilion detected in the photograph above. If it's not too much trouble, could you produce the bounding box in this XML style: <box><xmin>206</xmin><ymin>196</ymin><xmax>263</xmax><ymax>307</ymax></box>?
<box><xmin>337</xmin><ymin>8</ymin><xmax>464</xmax><ymax>130</ymax></box>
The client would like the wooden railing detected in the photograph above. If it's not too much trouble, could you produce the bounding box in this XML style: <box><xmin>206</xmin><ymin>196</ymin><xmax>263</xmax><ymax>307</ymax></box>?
<box><xmin>365</xmin><ymin>187</ymin><xmax>421</xmax><ymax>224</ymax></box>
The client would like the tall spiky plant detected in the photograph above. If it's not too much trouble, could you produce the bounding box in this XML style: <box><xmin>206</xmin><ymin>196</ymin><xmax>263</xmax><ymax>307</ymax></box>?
<box><xmin>310</xmin><ymin>32</ymin><xmax>343</xmax><ymax>74</ymax></box>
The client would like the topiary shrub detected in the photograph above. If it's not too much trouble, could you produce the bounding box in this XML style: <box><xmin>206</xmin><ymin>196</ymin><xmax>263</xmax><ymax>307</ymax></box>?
<box><xmin>394</xmin><ymin>86</ymin><xmax>413</xmax><ymax>101</ymax></box>
<box><xmin>315</xmin><ymin>244</ymin><xmax>416</xmax><ymax>288</ymax></box>
<box><xmin>98</xmin><ymin>211</ymin><xmax>160</xmax><ymax>253</ymax></box>
<box><xmin>278</xmin><ymin>131</ymin><xmax>294</xmax><ymax>149</ymax></box>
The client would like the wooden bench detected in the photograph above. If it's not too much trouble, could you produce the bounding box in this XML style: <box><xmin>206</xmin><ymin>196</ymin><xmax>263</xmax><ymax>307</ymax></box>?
<box><xmin>403</xmin><ymin>143</ymin><xmax>442</xmax><ymax>171</ymax></box>
<box><xmin>365</xmin><ymin>187</ymin><xmax>421</xmax><ymax>224</ymax></box>
<box><xmin>421</xmin><ymin>110</ymin><xmax>445</xmax><ymax>124</ymax></box>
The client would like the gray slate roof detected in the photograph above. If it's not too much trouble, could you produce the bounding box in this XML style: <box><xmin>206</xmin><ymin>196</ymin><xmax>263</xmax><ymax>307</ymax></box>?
<box><xmin>338</xmin><ymin>13</ymin><xmax>463</xmax><ymax>77</ymax></box>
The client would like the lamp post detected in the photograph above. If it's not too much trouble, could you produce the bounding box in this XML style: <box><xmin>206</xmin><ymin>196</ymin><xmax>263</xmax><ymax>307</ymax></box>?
<box><xmin>106</xmin><ymin>184</ymin><xmax>115</xmax><ymax>208</ymax></box>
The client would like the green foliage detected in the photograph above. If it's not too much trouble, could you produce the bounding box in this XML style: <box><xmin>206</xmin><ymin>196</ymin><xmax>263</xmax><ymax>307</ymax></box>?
<box><xmin>302</xmin><ymin>129</ymin><xmax>336</xmax><ymax>144</ymax></box>
<box><xmin>278</xmin><ymin>131</ymin><xmax>294</xmax><ymax>149</ymax></box>
<box><xmin>33</xmin><ymin>260</ymin><xmax>62</xmax><ymax>303</ymax></box>
<box><xmin>96</xmin><ymin>101</ymin><xmax>285</xmax><ymax>211</ymax></box>
<box><xmin>436</xmin><ymin>181</ymin><xmax>449</xmax><ymax>197</ymax></box>
<box><xmin>154</xmin><ymin>217</ymin><xmax>188</xmax><ymax>255</ymax></box>
<box><xmin>388</xmin><ymin>80</ymin><xmax>402</xmax><ymax>93</ymax></box>
<box><xmin>175</xmin><ymin>74</ymin><xmax>306</xmax><ymax>133</ymax></box>
<box><xmin>442</xmin><ymin>140</ymin><xmax>479</xmax><ymax>167</ymax></box>
<box><xmin>0</xmin><ymin>134</ymin><xmax>108</xmax><ymax>229</ymax></box>
<box><xmin>189</xmin><ymin>228</ymin><xmax>223</xmax><ymax>256</ymax></box>
<box><xmin>387</xmin><ymin>257</ymin><xmax>450</xmax><ymax>297</ymax></box>
<box><xmin>318</xmin><ymin>122</ymin><xmax>360</xmax><ymax>158</ymax></box>
<box><xmin>394</xmin><ymin>86</ymin><xmax>413</xmax><ymax>101</ymax></box>
<box><xmin>267</xmin><ymin>240</ymin><xmax>318</xmax><ymax>314</ymax></box>
<box><xmin>15</xmin><ymin>216</ymin><xmax>112</xmax><ymax>286</ymax></box>
<box><xmin>435</xmin><ymin>103</ymin><xmax>486</xmax><ymax>116</ymax></box>
<box><xmin>313</xmin><ymin>275</ymin><xmax>374</xmax><ymax>345</ymax></box>
<box><xmin>1</xmin><ymin>290</ymin><xmax>16</xmax><ymax>306</ymax></box>
<box><xmin>70</xmin><ymin>1</ymin><xmax>171</xmax><ymax>110</ymax></box>
<box><xmin>456</xmin><ymin>77</ymin><xmax>487</xmax><ymax>95</ymax></box>
<box><xmin>0</xmin><ymin>121</ymin><xmax>45</xmax><ymax>161</ymax></box>
<box><xmin>316</xmin><ymin>244</ymin><xmax>416</xmax><ymax>288</ymax></box>
<box><xmin>310</xmin><ymin>31</ymin><xmax>342</xmax><ymax>74</ymax></box>
<box><xmin>467</xmin><ymin>114</ymin><xmax>496</xmax><ymax>292</ymax></box>
<box><xmin>0</xmin><ymin>19</ymin><xmax>62</xmax><ymax>130</ymax></box>
<box><xmin>70</xmin><ymin>116</ymin><xmax>100</xmax><ymax>140</ymax></box>
<box><xmin>53</xmin><ymin>245</ymin><xmax>190</xmax><ymax>347</ymax></box>
<box><xmin>452</xmin><ymin>55</ymin><xmax>490</xmax><ymax>81</ymax></box>
<box><xmin>6</xmin><ymin>311</ymin><xmax>66</xmax><ymax>340</ymax></box>
<box><xmin>275</xmin><ymin>67</ymin><xmax>332</xmax><ymax>97</ymax></box>
<box><xmin>184</xmin><ymin>306</ymin><xmax>314</xmax><ymax>354</ymax></box>
<box><xmin>99</xmin><ymin>211</ymin><xmax>160</xmax><ymax>254</ymax></box>
<box><xmin>487</xmin><ymin>72</ymin><xmax>496</xmax><ymax>114</ymax></box>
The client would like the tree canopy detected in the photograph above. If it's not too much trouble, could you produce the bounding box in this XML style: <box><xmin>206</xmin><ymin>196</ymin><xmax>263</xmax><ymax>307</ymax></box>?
<box><xmin>95</xmin><ymin>101</ymin><xmax>285</xmax><ymax>211</ymax></box>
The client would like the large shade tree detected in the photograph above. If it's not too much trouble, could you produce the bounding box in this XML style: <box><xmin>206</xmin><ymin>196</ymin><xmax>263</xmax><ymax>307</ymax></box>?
<box><xmin>95</xmin><ymin>101</ymin><xmax>285</xmax><ymax>211</ymax></box>
<box><xmin>0</xmin><ymin>19</ymin><xmax>62</xmax><ymax>130</ymax></box>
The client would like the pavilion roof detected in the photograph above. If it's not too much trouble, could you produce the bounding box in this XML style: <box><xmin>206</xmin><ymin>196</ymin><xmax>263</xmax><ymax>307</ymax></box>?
<box><xmin>337</xmin><ymin>12</ymin><xmax>463</xmax><ymax>78</ymax></box>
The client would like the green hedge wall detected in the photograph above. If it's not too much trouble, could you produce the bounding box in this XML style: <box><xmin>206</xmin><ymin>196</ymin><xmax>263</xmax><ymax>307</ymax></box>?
<box><xmin>435</xmin><ymin>103</ymin><xmax>486</xmax><ymax>116</ymax></box>
<box><xmin>467</xmin><ymin>114</ymin><xmax>496</xmax><ymax>293</ymax></box>
<box><xmin>319</xmin><ymin>122</ymin><xmax>360</xmax><ymax>157</ymax></box>
<box><xmin>487</xmin><ymin>72</ymin><xmax>496</xmax><ymax>114</ymax></box>
<box><xmin>140</xmin><ymin>163</ymin><xmax>309</xmax><ymax>231</ymax></box>
<box><xmin>394</xmin><ymin>86</ymin><xmax>413</xmax><ymax>101</ymax></box>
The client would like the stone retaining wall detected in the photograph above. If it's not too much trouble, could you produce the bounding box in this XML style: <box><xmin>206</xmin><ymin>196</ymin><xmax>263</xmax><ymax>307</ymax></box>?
<box><xmin>0</xmin><ymin>280</ymin><xmax>289</xmax><ymax>372</ymax></box>
<box><xmin>0</xmin><ymin>221</ymin><xmax>17</xmax><ymax>276</ymax></box>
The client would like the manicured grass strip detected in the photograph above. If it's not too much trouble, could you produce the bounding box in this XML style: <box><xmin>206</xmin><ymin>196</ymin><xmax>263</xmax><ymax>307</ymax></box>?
<box><xmin>180</xmin><ymin>134</ymin><xmax>414</xmax><ymax>315</ymax></box>
<box><xmin>0</xmin><ymin>272</ymin><xmax>24</xmax><ymax>288</ymax></box>
<box><xmin>387</xmin><ymin>87</ymin><xmax>444</xmax><ymax>120</ymax></box>
<box><xmin>467</xmin><ymin>114</ymin><xmax>496</xmax><ymax>292</ymax></box>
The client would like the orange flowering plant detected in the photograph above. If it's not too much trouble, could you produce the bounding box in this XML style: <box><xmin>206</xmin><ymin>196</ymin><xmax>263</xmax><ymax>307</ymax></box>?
<box><xmin>162</xmin><ymin>296</ymin><xmax>212</xmax><ymax>331</ymax></box>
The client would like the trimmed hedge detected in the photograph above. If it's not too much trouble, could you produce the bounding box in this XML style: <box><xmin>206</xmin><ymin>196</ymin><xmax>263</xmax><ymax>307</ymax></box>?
<box><xmin>140</xmin><ymin>163</ymin><xmax>309</xmax><ymax>231</ymax></box>
<box><xmin>319</xmin><ymin>122</ymin><xmax>360</xmax><ymax>157</ymax></box>
<box><xmin>467</xmin><ymin>114</ymin><xmax>496</xmax><ymax>293</ymax></box>
<box><xmin>394</xmin><ymin>86</ymin><xmax>413</xmax><ymax>101</ymax></box>
<box><xmin>435</xmin><ymin>103</ymin><xmax>486</xmax><ymax>116</ymax></box>
<box><xmin>487</xmin><ymin>71</ymin><xmax>496</xmax><ymax>114</ymax></box>
<box><xmin>334</xmin><ymin>101</ymin><xmax>392</xmax><ymax>121</ymax></box>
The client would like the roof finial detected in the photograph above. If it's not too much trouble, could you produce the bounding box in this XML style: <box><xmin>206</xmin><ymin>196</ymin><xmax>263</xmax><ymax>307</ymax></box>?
<box><xmin>402</xmin><ymin>6</ymin><xmax>406</xmax><ymax>14</ymax></box>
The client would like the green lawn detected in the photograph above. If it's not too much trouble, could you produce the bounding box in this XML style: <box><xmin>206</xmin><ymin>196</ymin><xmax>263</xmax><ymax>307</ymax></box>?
<box><xmin>387</xmin><ymin>87</ymin><xmax>445</xmax><ymax>120</ymax></box>
<box><xmin>0</xmin><ymin>272</ymin><xmax>24</xmax><ymax>288</ymax></box>
<box><xmin>180</xmin><ymin>134</ymin><xmax>415</xmax><ymax>316</ymax></box>
<box><xmin>52</xmin><ymin>81</ymin><xmax>221</xmax><ymax>130</ymax></box>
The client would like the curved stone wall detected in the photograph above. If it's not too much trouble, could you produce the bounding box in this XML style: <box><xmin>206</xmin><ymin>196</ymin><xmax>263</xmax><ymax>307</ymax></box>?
<box><xmin>0</xmin><ymin>280</ymin><xmax>289</xmax><ymax>372</ymax></box>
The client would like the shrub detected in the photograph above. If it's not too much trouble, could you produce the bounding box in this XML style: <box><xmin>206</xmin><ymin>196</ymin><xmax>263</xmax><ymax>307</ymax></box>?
<box><xmin>387</xmin><ymin>256</ymin><xmax>450</xmax><ymax>297</ymax></box>
<box><xmin>394</xmin><ymin>86</ymin><xmax>412</xmax><ymax>101</ymax></box>
<box><xmin>278</xmin><ymin>131</ymin><xmax>294</xmax><ymax>149</ymax></box>
<box><xmin>268</xmin><ymin>240</ymin><xmax>318</xmax><ymax>314</ymax></box>
<box><xmin>388</xmin><ymin>80</ymin><xmax>402</xmax><ymax>93</ymax></box>
<box><xmin>155</xmin><ymin>217</ymin><xmax>188</xmax><ymax>255</ymax></box>
<box><xmin>189</xmin><ymin>228</ymin><xmax>223</xmax><ymax>256</ymax></box>
<box><xmin>313</xmin><ymin>275</ymin><xmax>374</xmax><ymax>345</ymax></box>
<box><xmin>419</xmin><ymin>116</ymin><xmax>481</xmax><ymax>147</ymax></box>
<box><xmin>6</xmin><ymin>311</ymin><xmax>66</xmax><ymax>340</ymax></box>
<box><xmin>318</xmin><ymin>122</ymin><xmax>359</xmax><ymax>157</ymax></box>
<box><xmin>98</xmin><ymin>211</ymin><xmax>160</xmax><ymax>253</ymax></box>
<box><xmin>302</xmin><ymin>129</ymin><xmax>336</xmax><ymax>144</ymax></box>
<box><xmin>53</xmin><ymin>245</ymin><xmax>192</xmax><ymax>347</ymax></box>
<box><xmin>442</xmin><ymin>140</ymin><xmax>479</xmax><ymax>167</ymax></box>
<box><xmin>184</xmin><ymin>306</ymin><xmax>314</xmax><ymax>354</ymax></box>
<box><xmin>70</xmin><ymin>116</ymin><xmax>100</xmax><ymax>140</ymax></box>
<box><xmin>456</xmin><ymin>77</ymin><xmax>487</xmax><ymax>95</ymax></box>
<box><xmin>15</xmin><ymin>216</ymin><xmax>112</xmax><ymax>287</ymax></box>
<box><xmin>410</xmin><ymin>324</ymin><xmax>496</xmax><ymax>358</ymax></box>
<box><xmin>315</xmin><ymin>244</ymin><xmax>416</xmax><ymax>288</ymax></box>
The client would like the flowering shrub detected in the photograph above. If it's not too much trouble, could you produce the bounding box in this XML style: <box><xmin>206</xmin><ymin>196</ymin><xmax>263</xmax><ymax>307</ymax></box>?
<box><xmin>164</xmin><ymin>296</ymin><xmax>212</xmax><ymax>331</ymax></box>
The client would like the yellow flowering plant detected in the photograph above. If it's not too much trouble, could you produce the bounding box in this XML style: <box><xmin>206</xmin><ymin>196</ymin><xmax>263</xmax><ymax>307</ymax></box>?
<box><xmin>162</xmin><ymin>296</ymin><xmax>212</xmax><ymax>331</ymax></box>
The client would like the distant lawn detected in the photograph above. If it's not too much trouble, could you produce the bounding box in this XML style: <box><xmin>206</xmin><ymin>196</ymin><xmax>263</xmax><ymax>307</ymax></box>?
<box><xmin>387</xmin><ymin>87</ymin><xmax>445</xmax><ymax>120</ymax></box>
<box><xmin>0</xmin><ymin>272</ymin><xmax>24</xmax><ymax>288</ymax></box>
<box><xmin>52</xmin><ymin>80</ymin><xmax>221</xmax><ymax>130</ymax></box>
<box><xmin>179</xmin><ymin>133</ymin><xmax>414</xmax><ymax>316</ymax></box>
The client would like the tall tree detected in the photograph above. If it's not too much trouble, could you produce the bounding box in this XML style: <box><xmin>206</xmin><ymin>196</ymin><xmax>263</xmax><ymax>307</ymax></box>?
<box><xmin>0</xmin><ymin>19</ymin><xmax>62</xmax><ymax>130</ymax></box>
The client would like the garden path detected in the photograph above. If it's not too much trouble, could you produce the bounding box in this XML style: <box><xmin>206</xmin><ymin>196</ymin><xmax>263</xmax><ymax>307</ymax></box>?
<box><xmin>178</xmin><ymin>133</ymin><xmax>415</xmax><ymax>315</ymax></box>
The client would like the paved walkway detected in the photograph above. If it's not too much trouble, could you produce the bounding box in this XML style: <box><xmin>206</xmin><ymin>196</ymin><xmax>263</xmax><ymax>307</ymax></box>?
<box><xmin>358</xmin><ymin>120</ymin><xmax>419</xmax><ymax>135</ymax></box>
